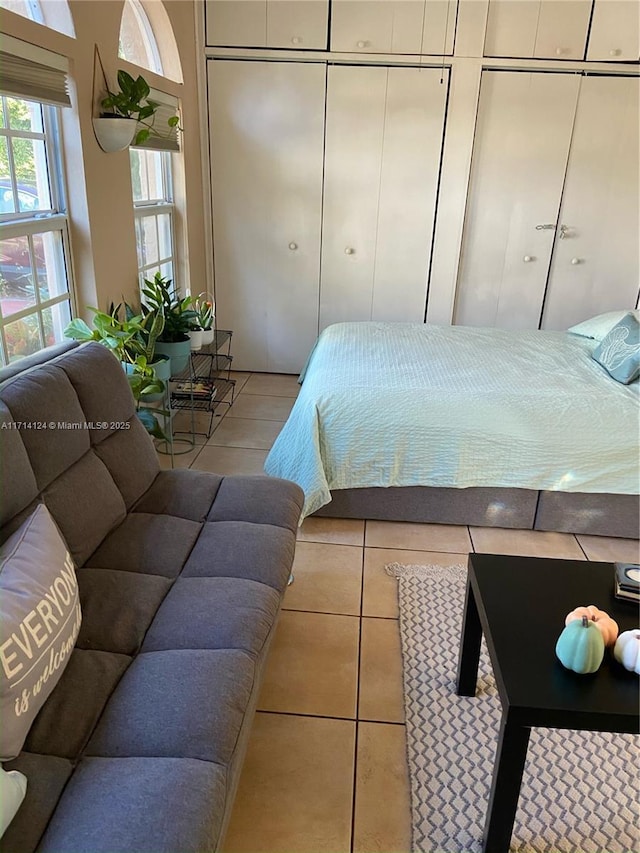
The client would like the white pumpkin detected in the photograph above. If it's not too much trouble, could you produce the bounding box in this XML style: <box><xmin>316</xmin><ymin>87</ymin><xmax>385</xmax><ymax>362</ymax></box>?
<box><xmin>613</xmin><ymin>629</ymin><xmax>640</xmax><ymax>674</ymax></box>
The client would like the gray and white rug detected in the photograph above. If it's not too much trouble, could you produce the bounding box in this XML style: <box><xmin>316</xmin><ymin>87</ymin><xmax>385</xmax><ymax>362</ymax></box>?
<box><xmin>386</xmin><ymin>562</ymin><xmax>639</xmax><ymax>853</ymax></box>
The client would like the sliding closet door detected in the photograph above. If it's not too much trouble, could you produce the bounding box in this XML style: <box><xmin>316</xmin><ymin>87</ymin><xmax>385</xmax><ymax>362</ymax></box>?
<box><xmin>541</xmin><ymin>75</ymin><xmax>640</xmax><ymax>330</ymax></box>
<box><xmin>208</xmin><ymin>60</ymin><xmax>325</xmax><ymax>371</ymax></box>
<box><xmin>320</xmin><ymin>65</ymin><xmax>448</xmax><ymax>329</ymax></box>
<box><xmin>454</xmin><ymin>71</ymin><xmax>579</xmax><ymax>329</ymax></box>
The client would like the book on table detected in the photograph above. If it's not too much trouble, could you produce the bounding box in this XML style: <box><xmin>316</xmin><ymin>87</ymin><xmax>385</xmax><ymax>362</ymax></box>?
<box><xmin>614</xmin><ymin>562</ymin><xmax>640</xmax><ymax>602</ymax></box>
<box><xmin>173</xmin><ymin>381</ymin><xmax>215</xmax><ymax>400</ymax></box>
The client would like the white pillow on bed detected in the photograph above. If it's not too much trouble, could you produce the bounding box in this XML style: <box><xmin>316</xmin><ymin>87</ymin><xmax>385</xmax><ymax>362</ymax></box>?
<box><xmin>568</xmin><ymin>310</ymin><xmax>640</xmax><ymax>342</ymax></box>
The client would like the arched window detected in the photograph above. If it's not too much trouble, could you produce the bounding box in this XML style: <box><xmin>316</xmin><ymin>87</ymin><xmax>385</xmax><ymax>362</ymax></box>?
<box><xmin>0</xmin><ymin>0</ymin><xmax>75</xmax><ymax>37</ymax></box>
<box><xmin>118</xmin><ymin>0</ymin><xmax>163</xmax><ymax>76</ymax></box>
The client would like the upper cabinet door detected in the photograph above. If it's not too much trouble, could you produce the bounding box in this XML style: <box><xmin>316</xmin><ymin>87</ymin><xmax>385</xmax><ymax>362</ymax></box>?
<box><xmin>541</xmin><ymin>76</ymin><xmax>640</xmax><ymax>330</ymax></box>
<box><xmin>320</xmin><ymin>65</ymin><xmax>448</xmax><ymax>329</ymax></box>
<box><xmin>484</xmin><ymin>0</ymin><xmax>591</xmax><ymax>59</ymax></box>
<box><xmin>206</xmin><ymin>0</ymin><xmax>328</xmax><ymax>49</ymax></box>
<box><xmin>454</xmin><ymin>71</ymin><xmax>580</xmax><ymax>330</ymax></box>
<box><xmin>587</xmin><ymin>0</ymin><xmax>640</xmax><ymax>61</ymax></box>
<box><xmin>330</xmin><ymin>0</ymin><xmax>457</xmax><ymax>54</ymax></box>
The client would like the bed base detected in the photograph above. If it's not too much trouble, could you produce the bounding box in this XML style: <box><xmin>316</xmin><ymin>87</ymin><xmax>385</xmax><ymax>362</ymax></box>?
<box><xmin>312</xmin><ymin>487</ymin><xmax>639</xmax><ymax>539</ymax></box>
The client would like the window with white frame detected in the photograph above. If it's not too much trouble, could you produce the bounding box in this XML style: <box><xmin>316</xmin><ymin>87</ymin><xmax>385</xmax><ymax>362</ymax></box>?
<box><xmin>0</xmin><ymin>95</ymin><xmax>74</xmax><ymax>365</ymax></box>
<box><xmin>130</xmin><ymin>147</ymin><xmax>175</xmax><ymax>290</ymax></box>
<box><xmin>118</xmin><ymin>0</ymin><xmax>163</xmax><ymax>76</ymax></box>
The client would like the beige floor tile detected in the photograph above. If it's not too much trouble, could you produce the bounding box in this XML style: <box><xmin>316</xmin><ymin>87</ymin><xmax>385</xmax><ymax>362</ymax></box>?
<box><xmin>258</xmin><ymin>610</ymin><xmax>359</xmax><ymax>718</ymax></box>
<box><xmin>242</xmin><ymin>372</ymin><xmax>300</xmax><ymax>397</ymax></box>
<box><xmin>222</xmin><ymin>713</ymin><xmax>355</xmax><ymax>853</ymax></box>
<box><xmin>365</xmin><ymin>520</ymin><xmax>472</xmax><ymax>553</ymax></box>
<box><xmin>228</xmin><ymin>371</ymin><xmax>251</xmax><ymax>392</ymax></box>
<box><xmin>297</xmin><ymin>516</ymin><xmax>365</xmax><ymax>547</ymax></box>
<box><xmin>156</xmin><ymin>444</ymin><xmax>203</xmax><ymax>470</ymax></box>
<box><xmin>190</xmin><ymin>446</ymin><xmax>268</xmax><ymax>476</ymax></box>
<box><xmin>228</xmin><ymin>393</ymin><xmax>295</xmax><ymax>421</ymax></box>
<box><xmin>284</xmin><ymin>541</ymin><xmax>362</xmax><ymax>616</ymax></box>
<box><xmin>362</xmin><ymin>547</ymin><xmax>469</xmax><ymax>620</ymax></box>
<box><xmin>576</xmin><ymin>534</ymin><xmax>640</xmax><ymax>564</ymax></box>
<box><xmin>206</xmin><ymin>417</ymin><xmax>285</xmax><ymax>450</ymax></box>
<box><xmin>469</xmin><ymin>527</ymin><xmax>586</xmax><ymax>559</ymax></box>
<box><xmin>353</xmin><ymin>722</ymin><xmax>411</xmax><ymax>853</ymax></box>
<box><xmin>170</xmin><ymin>410</ymin><xmax>214</xmax><ymax>443</ymax></box>
<box><xmin>359</xmin><ymin>618</ymin><xmax>405</xmax><ymax>723</ymax></box>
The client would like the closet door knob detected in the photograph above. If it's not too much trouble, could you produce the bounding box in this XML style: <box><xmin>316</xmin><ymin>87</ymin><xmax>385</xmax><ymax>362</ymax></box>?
<box><xmin>344</xmin><ymin>247</ymin><xmax>355</xmax><ymax>255</ymax></box>
<box><xmin>356</xmin><ymin>40</ymin><xmax>368</xmax><ymax>48</ymax></box>
<box><xmin>291</xmin><ymin>36</ymin><xmax>302</xmax><ymax>45</ymax></box>
<box><xmin>288</xmin><ymin>242</ymin><xmax>298</xmax><ymax>251</ymax></box>
<box><xmin>609</xmin><ymin>48</ymin><xmax>621</xmax><ymax>56</ymax></box>
<box><xmin>571</xmin><ymin>257</ymin><xmax>581</xmax><ymax>265</ymax></box>
<box><xmin>555</xmin><ymin>47</ymin><xmax>568</xmax><ymax>56</ymax></box>
<box><xmin>523</xmin><ymin>255</ymin><xmax>533</xmax><ymax>263</ymax></box>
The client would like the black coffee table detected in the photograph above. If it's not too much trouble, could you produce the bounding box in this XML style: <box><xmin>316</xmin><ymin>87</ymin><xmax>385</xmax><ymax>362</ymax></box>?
<box><xmin>456</xmin><ymin>553</ymin><xmax>639</xmax><ymax>853</ymax></box>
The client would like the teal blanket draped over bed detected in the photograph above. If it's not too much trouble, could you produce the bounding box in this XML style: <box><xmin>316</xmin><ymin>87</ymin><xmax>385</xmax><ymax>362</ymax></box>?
<box><xmin>264</xmin><ymin>322</ymin><xmax>639</xmax><ymax>520</ymax></box>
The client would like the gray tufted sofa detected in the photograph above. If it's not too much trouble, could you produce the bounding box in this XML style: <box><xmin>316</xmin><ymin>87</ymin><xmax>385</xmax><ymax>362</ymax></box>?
<box><xmin>0</xmin><ymin>341</ymin><xmax>303</xmax><ymax>853</ymax></box>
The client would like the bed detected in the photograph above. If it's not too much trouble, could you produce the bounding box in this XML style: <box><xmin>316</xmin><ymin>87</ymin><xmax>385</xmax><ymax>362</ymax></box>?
<box><xmin>264</xmin><ymin>321</ymin><xmax>639</xmax><ymax>538</ymax></box>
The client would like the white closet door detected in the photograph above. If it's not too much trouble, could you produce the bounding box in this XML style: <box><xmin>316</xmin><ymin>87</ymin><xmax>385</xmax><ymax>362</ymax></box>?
<box><xmin>587</xmin><ymin>0</ymin><xmax>640</xmax><ymax>61</ymax></box>
<box><xmin>330</xmin><ymin>0</ymin><xmax>457</xmax><ymax>54</ymax></box>
<box><xmin>266</xmin><ymin>1</ymin><xmax>328</xmax><ymax>49</ymax></box>
<box><xmin>208</xmin><ymin>60</ymin><xmax>325</xmax><ymax>372</ymax></box>
<box><xmin>320</xmin><ymin>65</ymin><xmax>448</xmax><ymax>329</ymax></box>
<box><xmin>205</xmin><ymin>1</ymin><xmax>266</xmax><ymax>47</ymax></box>
<box><xmin>541</xmin><ymin>76</ymin><xmax>640</xmax><ymax>330</ymax></box>
<box><xmin>454</xmin><ymin>71</ymin><xmax>580</xmax><ymax>330</ymax></box>
<box><xmin>484</xmin><ymin>1</ymin><xmax>591</xmax><ymax>59</ymax></box>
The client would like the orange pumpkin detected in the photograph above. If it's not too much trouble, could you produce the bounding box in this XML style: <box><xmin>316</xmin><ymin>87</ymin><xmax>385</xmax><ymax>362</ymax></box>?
<box><xmin>565</xmin><ymin>605</ymin><xmax>619</xmax><ymax>647</ymax></box>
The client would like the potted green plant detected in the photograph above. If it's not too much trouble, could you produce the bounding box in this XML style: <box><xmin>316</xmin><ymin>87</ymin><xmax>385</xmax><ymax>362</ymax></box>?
<box><xmin>63</xmin><ymin>306</ymin><xmax>169</xmax><ymax>438</ymax></box>
<box><xmin>142</xmin><ymin>272</ymin><xmax>197</xmax><ymax>374</ymax></box>
<box><xmin>194</xmin><ymin>295</ymin><xmax>215</xmax><ymax>346</ymax></box>
<box><xmin>93</xmin><ymin>69</ymin><xmax>180</xmax><ymax>152</ymax></box>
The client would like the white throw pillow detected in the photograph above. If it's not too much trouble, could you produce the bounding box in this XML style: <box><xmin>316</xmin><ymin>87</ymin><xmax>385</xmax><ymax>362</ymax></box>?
<box><xmin>568</xmin><ymin>310</ymin><xmax>640</xmax><ymax>342</ymax></box>
<box><xmin>0</xmin><ymin>766</ymin><xmax>27</xmax><ymax>837</ymax></box>
<box><xmin>0</xmin><ymin>504</ymin><xmax>82</xmax><ymax>761</ymax></box>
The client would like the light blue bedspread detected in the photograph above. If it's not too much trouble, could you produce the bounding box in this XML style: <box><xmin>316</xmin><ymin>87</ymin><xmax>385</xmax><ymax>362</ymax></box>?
<box><xmin>264</xmin><ymin>323</ymin><xmax>639</xmax><ymax>519</ymax></box>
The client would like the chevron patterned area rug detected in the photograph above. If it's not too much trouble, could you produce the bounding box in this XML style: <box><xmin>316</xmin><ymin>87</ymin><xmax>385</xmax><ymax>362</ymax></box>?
<box><xmin>386</xmin><ymin>563</ymin><xmax>640</xmax><ymax>853</ymax></box>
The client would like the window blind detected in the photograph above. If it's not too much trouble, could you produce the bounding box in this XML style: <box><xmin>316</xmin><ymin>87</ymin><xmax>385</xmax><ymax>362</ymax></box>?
<box><xmin>0</xmin><ymin>35</ymin><xmax>70</xmax><ymax>107</ymax></box>
<box><xmin>132</xmin><ymin>88</ymin><xmax>180</xmax><ymax>152</ymax></box>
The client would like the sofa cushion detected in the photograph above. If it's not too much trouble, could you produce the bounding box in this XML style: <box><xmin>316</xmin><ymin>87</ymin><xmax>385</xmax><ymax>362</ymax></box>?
<box><xmin>207</xmin><ymin>476</ymin><xmax>303</xmax><ymax>529</ymax></box>
<box><xmin>141</xmin><ymin>577</ymin><xmax>280</xmax><ymax>656</ymax></box>
<box><xmin>93</xmin><ymin>418</ymin><xmax>160</xmax><ymax>509</ymax></box>
<box><xmin>42</xmin><ymin>452</ymin><xmax>126</xmax><ymax>567</ymax></box>
<box><xmin>183</xmin><ymin>521</ymin><xmax>295</xmax><ymax>590</ymax></box>
<box><xmin>87</xmin><ymin>514</ymin><xmax>202</xmax><ymax>578</ymax></box>
<box><xmin>56</xmin><ymin>343</ymin><xmax>136</xmax><ymax>443</ymax></box>
<box><xmin>36</xmin><ymin>757</ymin><xmax>227</xmax><ymax>853</ymax></box>
<box><xmin>0</xmin><ymin>403</ymin><xmax>38</xmax><ymax>534</ymax></box>
<box><xmin>87</xmin><ymin>649</ymin><xmax>254</xmax><ymax>764</ymax></box>
<box><xmin>77</xmin><ymin>569</ymin><xmax>172</xmax><ymax>655</ymax></box>
<box><xmin>0</xmin><ymin>504</ymin><xmax>81</xmax><ymax>761</ymax></box>
<box><xmin>25</xmin><ymin>650</ymin><xmax>131</xmax><ymax>760</ymax></box>
<box><xmin>133</xmin><ymin>470</ymin><xmax>223</xmax><ymax>522</ymax></box>
<box><xmin>0</xmin><ymin>754</ymin><xmax>73</xmax><ymax>853</ymax></box>
<box><xmin>0</xmin><ymin>366</ymin><xmax>90</xmax><ymax>491</ymax></box>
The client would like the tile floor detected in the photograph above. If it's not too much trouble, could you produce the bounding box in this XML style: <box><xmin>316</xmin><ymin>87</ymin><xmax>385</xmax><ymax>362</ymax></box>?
<box><xmin>156</xmin><ymin>372</ymin><xmax>640</xmax><ymax>853</ymax></box>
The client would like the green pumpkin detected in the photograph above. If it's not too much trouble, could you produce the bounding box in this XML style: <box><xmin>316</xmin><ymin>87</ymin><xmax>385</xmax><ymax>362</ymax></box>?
<box><xmin>555</xmin><ymin>615</ymin><xmax>605</xmax><ymax>674</ymax></box>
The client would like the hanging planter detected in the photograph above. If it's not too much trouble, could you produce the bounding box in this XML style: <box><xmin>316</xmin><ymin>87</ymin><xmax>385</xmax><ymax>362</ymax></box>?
<box><xmin>92</xmin><ymin>116</ymin><xmax>137</xmax><ymax>152</ymax></box>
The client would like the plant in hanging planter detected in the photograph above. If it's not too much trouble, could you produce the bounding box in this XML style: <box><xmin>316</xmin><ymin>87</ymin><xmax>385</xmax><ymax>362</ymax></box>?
<box><xmin>96</xmin><ymin>69</ymin><xmax>181</xmax><ymax>150</ymax></box>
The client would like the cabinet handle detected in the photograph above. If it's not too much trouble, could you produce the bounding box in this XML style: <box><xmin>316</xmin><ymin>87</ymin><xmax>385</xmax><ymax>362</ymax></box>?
<box><xmin>288</xmin><ymin>242</ymin><xmax>298</xmax><ymax>251</ymax></box>
<box><xmin>555</xmin><ymin>47</ymin><xmax>568</xmax><ymax>56</ymax></box>
<box><xmin>291</xmin><ymin>36</ymin><xmax>302</xmax><ymax>45</ymax></box>
<box><xmin>609</xmin><ymin>48</ymin><xmax>621</xmax><ymax>56</ymax></box>
<box><xmin>356</xmin><ymin>40</ymin><xmax>369</xmax><ymax>49</ymax></box>
<box><xmin>344</xmin><ymin>247</ymin><xmax>355</xmax><ymax>255</ymax></box>
<box><xmin>559</xmin><ymin>225</ymin><xmax>570</xmax><ymax>239</ymax></box>
<box><xmin>535</xmin><ymin>224</ymin><xmax>556</xmax><ymax>231</ymax></box>
<box><xmin>571</xmin><ymin>257</ymin><xmax>581</xmax><ymax>265</ymax></box>
<box><xmin>523</xmin><ymin>255</ymin><xmax>533</xmax><ymax>263</ymax></box>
